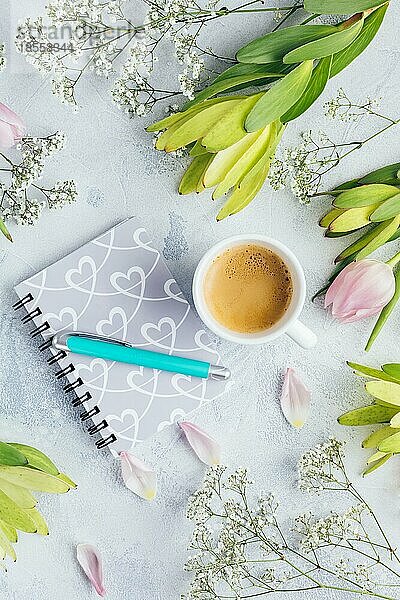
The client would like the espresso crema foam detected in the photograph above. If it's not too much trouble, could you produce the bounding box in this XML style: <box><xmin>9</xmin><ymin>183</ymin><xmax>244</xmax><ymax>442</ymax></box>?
<box><xmin>204</xmin><ymin>244</ymin><xmax>293</xmax><ymax>333</ymax></box>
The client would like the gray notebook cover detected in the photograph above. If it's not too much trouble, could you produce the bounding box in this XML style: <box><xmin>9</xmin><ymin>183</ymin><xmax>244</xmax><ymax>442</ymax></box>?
<box><xmin>14</xmin><ymin>218</ymin><xmax>226</xmax><ymax>454</ymax></box>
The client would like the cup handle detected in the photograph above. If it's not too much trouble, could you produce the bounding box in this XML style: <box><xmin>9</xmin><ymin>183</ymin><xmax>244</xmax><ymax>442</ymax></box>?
<box><xmin>286</xmin><ymin>320</ymin><xmax>317</xmax><ymax>349</ymax></box>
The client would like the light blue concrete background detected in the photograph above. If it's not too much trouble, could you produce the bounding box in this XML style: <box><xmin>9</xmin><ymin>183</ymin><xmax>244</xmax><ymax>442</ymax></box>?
<box><xmin>0</xmin><ymin>1</ymin><xmax>399</xmax><ymax>598</ymax></box>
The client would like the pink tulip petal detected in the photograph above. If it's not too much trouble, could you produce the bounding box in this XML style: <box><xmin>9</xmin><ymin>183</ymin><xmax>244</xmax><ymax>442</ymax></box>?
<box><xmin>325</xmin><ymin>260</ymin><xmax>395</xmax><ymax>323</ymax></box>
<box><xmin>77</xmin><ymin>543</ymin><xmax>106</xmax><ymax>597</ymax></box>
<box><xmin>179</xmin><ymin>421</ymin><xmax>221</xmax><ymax>465</ymax></box>
<box><xmin>0</xmin><ymin>102</ymin><xmax>26</xmax><ymax>136</ymax></box>
<box><xmin>0</xmin><ymin>120</ymin><xmax>17</xmax><ymax>150</ymax></box>
<box><xmin>280</xmin><ymin>368</ymin><xmax>310</xmax><ymax>429</ymax></box>
<box><xmin>119</xmin><ymin>451</ymin><xmax>157</xmax><ymax>500</ymax></box>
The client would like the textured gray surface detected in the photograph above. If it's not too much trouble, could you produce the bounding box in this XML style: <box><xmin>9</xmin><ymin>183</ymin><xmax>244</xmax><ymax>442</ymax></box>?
<box><xmin>0</xmin><ymin>1</ymin><xmax>400</xmax><ymax>599</ymax></box>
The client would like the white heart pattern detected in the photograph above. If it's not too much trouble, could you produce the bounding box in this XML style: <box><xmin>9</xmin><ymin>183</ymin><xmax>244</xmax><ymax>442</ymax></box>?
<box><xmin>97</xmin><ymin>306</ymin><xmax>128</xmax><ymax>339</ymax></box>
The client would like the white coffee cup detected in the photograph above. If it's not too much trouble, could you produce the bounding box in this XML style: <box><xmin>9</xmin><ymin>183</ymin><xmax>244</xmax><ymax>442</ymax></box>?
<box><xmin>192</xmin><ymin>234</ymin><xmax>317</xmax><ymax>348</ymax></box>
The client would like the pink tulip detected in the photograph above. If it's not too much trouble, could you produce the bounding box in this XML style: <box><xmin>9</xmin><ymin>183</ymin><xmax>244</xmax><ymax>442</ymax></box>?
<box><xmin>0</xmin><ymin>102</ymin><xmax>25</xmax><ymax>150</ymax></box>
<box><xmin>325</xmin><ymin>259</ymin><xmax>395</xmax><ymax>324</ymax></box>
<box><xmin>280</xmin><ymin>368</ymin><xmax>310</xmax><ymax>429</ymax></box>
<box><xmin>179</xmin><ymin>421</ymin><xmax>221</xmax><ymax>466</ymax></box>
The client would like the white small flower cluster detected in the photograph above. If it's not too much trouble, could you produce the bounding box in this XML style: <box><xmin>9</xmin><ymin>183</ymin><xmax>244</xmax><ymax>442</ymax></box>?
<box><xmin>47</xmin><ymin>0</ymin><xmax>107</xmax><ymax>23</ymax></box>
<box><xmin>0</xmin><ymin>132</ymin><xmax>77</xmax><ymax>229</ymax></box>
<box><xmin>336</xmin><ymin>558</ymin><xmax>372</xmax><ymax>589</ymax></box>
<box><xmin>298</xmin><ymin>438</ymin><xmax>345</xmax><ymax>493</ymax></box>
<box><xmin>112</xmin><ymin>39</ymin><xmax>155</xmax><ymax>116</ymax></box>
<box><xmin>295</xmin><ymin>505</ymin><xmax>364</xmax><ymax>553</ymax></box>
<box><xmin>325</xmin><ymin>88</ymin><xmax>381</xmax><ymax>122</ymax></box>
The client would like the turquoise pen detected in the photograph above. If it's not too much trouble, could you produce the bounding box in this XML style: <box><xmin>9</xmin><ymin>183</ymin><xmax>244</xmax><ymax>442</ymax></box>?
<box><xmin>52</xmin><ymin>331</ymin><xmax>231</xmax><ymax>381</ymax></box>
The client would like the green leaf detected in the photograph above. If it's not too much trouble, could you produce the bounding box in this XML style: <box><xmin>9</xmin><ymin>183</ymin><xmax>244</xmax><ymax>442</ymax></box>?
<box><xmin>366</xmin><ymin>380</ymin><xmax>400</xmax><ymax>405</ymax></box>
<box><xmin>335</xmin><ymin>223</ymin><xmax>386</xmax><ymax>263</ymax></box>
<box><xmin>8</xmin><ymin>444</ymin><xmax>59</xmax><ymax>476</ymax></box>
<box><xmin>282</xmin><ymin>56</ymin><xmax>332</xmax><ymax>123</ymax></box>
<box><xmin>363</xmin><ymin>452</ymin><xmax>392</xmax><ymax>476</ymax></box>
<box><xmin>362</xmin><ymin>426</ymin><xmax>400</xmax><ymax>448</ymax></box>
<box><xmin>382</xmin><ymin>364</ymin><xmax>400</xmax><ymax>379</ymax></box>
<box><xmin>0</xmin><ymin>478</ymin><xmax>37</xmax><ymax>509</ymax></box>
<box><xmin>57</xmin><ymin>472</ymin><xmax>77</xmax><ymax>489</ymax></box>
<box><xmin>370</xmin><ymin>193</ymin><xmax>400</xmax><ymax>222</ymax></box>
<box><xmin>216</xmin><ymin>155</ymin><xmax>271</xmax><ymax>221</ymax></box>
<box><xmin>329</xmin><ymin>204</ymin><xmax>379</xmax><ymax>233</ymax></box>
<box><xmin>236</xmin><ymin>24</ymin><xmax>336</xmax><ymax>64</ymax></box>
<box><xmin>0</xmin><ymin>521</ymin><xmax>17</xmax><ymax>543</ymax></box>
<box><xmin>347</xmin><ymin>361</ymin><xmax>400</xmax><ymax>383</ymax></box>
<box><xmin>355</xmin><ymin>215</ymin><xmax>400</xmax><ymax>260</ymax></box>
<box><xmin>0</xmin><ymin>489</ymin><xmax>36</xmax><ymax>533</ymax></box>
<box><xmin>0</xmin><ymin>443</ymin><xmax>28</xmax><ymax>468</ymax></box>
<box><xmin>203</xmin><ymin>130</ymin><xmax>262</xmax><ymax>188</ymax></box>
<box><xmin>319</xmin><ymin>207</ymin><xmax>346</xmax><ymax>228</ymax></box>
<box><xmin>304</xmin><ymin>0</ymin><xmax>385</xmax><ymax>15</ymax></box>
<box><xmin>212</xmin><ymin>61</ymin><xmax>284</xmax><ymax>84</ymax></box>
<box><xmin>0</xmin><ymin>218</ymin><xmax>12</xmax><ymax>242</ymax></box>
<box><xmin>366</xmin><ymin>266</ymin><xmax>400</xmax><ymax>351</ymax></box>
<box><xmin>164</xmin><ymin>98</ymin><xmax>244</xmax><ymax>152</ymax></box>
<box><xmin>338</xmin><ymin>405</ymin><xmax>399</xmax><ymax>426</ymax></box>
<box><xmin>283</xmin><ymin>18</ymin><xmax>364</xmax><ymax>64</ymax></box>
<box><xmin>333</xmin><ymin>184</ymin><xmax>399</xmax><ymax>208</ymax></box>
<box><xmin>213</xmin><ymin>121</ymin><xmax>281</xmax><ymax>198</ymax></box>
<box><xmin>0</xmin><ymin>466</ymin><xmax>70</xmax><ymax>494</ymax></box>
<box><xmin>379</xmin><ymin>431</ymin><xmax>400</xmax><ymax>453</ymax></box>
<box><xmin>330</xmin><ymin>5</ymin><xmax>388</xmax><ymax>77</ymax></box>
<box><xmin>202</xmin><ymin>94</ymin><xmax>263</xmax><ymax>152</ymax></box>
<box><xmin>184</xmin><ymin>67</ymin><xmax>284</xmax><ymax>109</ymax></box>
<box><xmin>25</xmin><ymin>508</ymin><xmax>48</xmax><ymax>536</ymax></box>
<box><xmin>0</xmin><ymin>528</ymin><xmax>16</xmax><ymax>561</ymax></box>
<box><xmin>179</xmin><ymin>154</ymin><xmax>214</xmax><ymax>195</ymax></box>
<box><xmin>360</xmin><ymin>160</ymin><xmax>400</xmax><ymax>186</ymax></box>
<box><xmin>245</xmin><ymin>61</ymin><xmax>313</xmax><ymax>132</ymax></box>
<box><xmin>189</xmin><ymin>141</ymin><xmax>209</xmax><ymax>157</ymax></box>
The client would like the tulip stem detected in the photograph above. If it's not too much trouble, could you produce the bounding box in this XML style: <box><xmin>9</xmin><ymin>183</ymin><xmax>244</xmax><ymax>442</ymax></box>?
<box><xmin>387</xmin><ymin>251</ymin><xmax>400</xmax><ymax>268</ymax></box>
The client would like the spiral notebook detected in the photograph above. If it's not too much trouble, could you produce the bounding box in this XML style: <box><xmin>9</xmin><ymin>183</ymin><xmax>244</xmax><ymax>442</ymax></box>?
<box><xmin>13</xmin><ymin>218</ymin><xmax>226</xmax><ymax>454</ymax></box>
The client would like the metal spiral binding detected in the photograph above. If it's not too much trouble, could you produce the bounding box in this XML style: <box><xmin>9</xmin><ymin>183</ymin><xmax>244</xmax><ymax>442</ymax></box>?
<box><xmin>13</xmin><ymin>293</ymin><xmax>117</xmax><ymax>449</ymax></box>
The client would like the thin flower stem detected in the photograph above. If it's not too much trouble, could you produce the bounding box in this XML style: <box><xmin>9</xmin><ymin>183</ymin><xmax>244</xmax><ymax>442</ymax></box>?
<box><xmin>387</xmin><ymin>251</ymin><xmax>400</xmax><ymax>268</ymax></box>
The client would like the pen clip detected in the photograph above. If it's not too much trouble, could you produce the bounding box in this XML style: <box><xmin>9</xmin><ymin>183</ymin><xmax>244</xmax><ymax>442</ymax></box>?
<box><xmin>52</xmin><ymin>330</ymin><xmax>132</xmax><ymax>352</ymax></box>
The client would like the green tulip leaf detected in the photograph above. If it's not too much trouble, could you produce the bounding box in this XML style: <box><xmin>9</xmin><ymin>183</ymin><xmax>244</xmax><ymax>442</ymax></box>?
<box><xmin>8</xmin><ymin>444</ymin><xmax>59</xmax><ymax>476</ymax></box>
<box><xmin>382</xmin><ymin>364</ymin><xmax>400</xmax><ymax>379</ymax></box>
<box><xmin>362</xmin><ymin>426</ymin><xmax>400</xmax><ymax>448</ymax></box>
<box><xmin>0</xmin><ymin>521</ymin><xmax>17</xmax><ymax>544</ymax></box>
<box><xmin>338</xmin><ymin>405</ymin><xmax>399</xmax><ymax>426</ymax></box>
<box><xmin>330</xmin><ymin>5</ymin><xmax>389</xmax><ymax>77</ymax></box>
<box><xmin>370</xmin><ymin>193</ymin><xmax>400</xmax><ymax>222</ymax></box>
<box><xmin>26</xmin><ymin>508</ymin><xmax>49</xmax><ymax>536</ymax></box>
<box><xmin>189</xmin><ymin>141</ymin><xmax>209</xmax><ymax>157</ymax></box>
<box><xmin>0</xmin><ymin>466</ymin><xmax>70</xmax><ymax>494</ymax></box>
<box><xmin>202</xmin><ymin>94</ymin><xmax>263</xmax><ymax>152</ymax></box>
<box><xmin>57</xmin><ymin>473</ymin><xmax>77</xmax><ymax>489</ymax></box>
<box><xmin>359</xmin><ymin>160</ymin><xmax>400</xmax><ymax>186</ymax></box>
<box><xmin>283</xmin><ymin>18</ymin><xmax>364</xmax><ymax>64</ymax></box>
<box><xmin>282</xmin><ymin>56</ymin><xmax>332</xmax><ymax>123</ymax></box>
<box><xmin>379</xmin><ymin>431</ymin><xmax>400</xmax><ymax>453</ymax></box>
<box><xmin>366</xmin><ymin>267</ymin><xmax>400</xmax><ymax>351</ymax></box>
<box><xmin>0</xmin><ymin>443</ymin><xmax>28</xmax><ymax>468</ymax></box>
<box><xmin>0</xmin><ymin>489</ymin><xmax>37</xmax><ymax>533</ymax></box>
<box><xmin>335</xmin><ymin>223</ymin><xmax>386</xmax><ymax>263</ymax></box>
<box><xmin>203</xmin><ymin>130</ymin><xmax>263</xmax><ymax>188</ymax></box>
<box><xmin>333</xmin><ymin>184</ymin><xmax>399</xmax><ymax>208</ymax></box>
<box><xmin>236</xmin><ymin>24</ymin><xmax>336</xmax><ymax>64</ymax></box>
<box><xmin>179</xmin><ymin>154</ymin><xmax>214</xmax><ymax>195</ymax></box>
<box><xmin>355</xmin><ymin>215</ymin><xmax>400</xmax><ymax>260</ymax></box>
<box><xmin>319</xmin><ymin>207</ymin><xmax>346</xmax><ymax>228</ymax></box>
<box><xmin>245</xmin><ymin>61</ymin><xmax>313</xmax><ymax>132</ymax></box>
<box><xmin>0</xmin><ymin>218</ymin><xmax>12</xmax><ymax>242</ymax></box>
<box><xmin>0</xmin><ymin>528</ymin><xmax>16</xmax><ymax>561</ymax></box>
<box><xmin>366</xmin><ymin>380</ymin><xmax>400</xmax><ymax>405</ymax></box>
<box><xmin>304</xmin><ymin>0</ymin><xmax>385</xmax><ymax>15</ymax></box>
<box><xmin>184</xmin><ymin>67</ymin><xmax>284</xmax><ymax>109</ymax></box>
<box><xmin>347</xmin><ymin>361</ymin><xmax>400</xmax><ymax>383</ymax></box>
<box><xmin>0</xmin><ymin>478</ymin><xmax>37</xmax><ymax>509</ymax></box>
<box><xmin>329</xmin><ymin>204</ymin><xmax>380</xmax><ymax>233</ymax></box>
<box><xmin>216</xmin><ymin>155</ymin><xmax>271</xmax><ymax>221</ymax></box>
<box><xmin>363</xmin><ymin>452</ymin><xmax>392</xmax><ymax>476</ymax></box>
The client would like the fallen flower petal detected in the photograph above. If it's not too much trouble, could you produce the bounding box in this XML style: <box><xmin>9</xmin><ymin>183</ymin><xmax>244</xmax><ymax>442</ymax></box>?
<box><xmin>325</xmin><ymin>259</ymin><xmax>395</xmax><ymax>324</ymax></box>
<box><xmin>119</xmin><ymin>451</ymin><xmax>157</xmax><ymax>500</ymax></box>
<box><xmin>179</xmin><ymin>421</ymin><xmax>221</xmax><ymax>465</ymax></box>
<box><xmin>280</xmin><ymin>368</ymin><xmax>311</xmax><ymax>429</ymax></box>
<box><xmin>76</xmin><ymin>543</ymin><xmax>106</xmax><ymax>597</ymax></box>
<box><xmin>0</xmin><ymin>102</ymin><xmax>25</xmax><ymax>150</ymax></box>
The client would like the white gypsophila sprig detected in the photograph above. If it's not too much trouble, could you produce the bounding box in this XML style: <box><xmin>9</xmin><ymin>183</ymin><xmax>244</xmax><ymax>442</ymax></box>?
<box><xmin>298</xmin><ymin>438</ymin><xmax>346</xmax><ymax>493</ymax></box>
<box><xmin>269</xmin><ymin>89</ymin><xmax>394</xmax><ymax>203</ymax></box>
<box><xmin>0</xmin><ymin>131</ymin><xmax>77</xmax><ymax>229</ymax></box>
<box><xmin>15</xmin><ymin>0</ymin><xmax>246</xmax><ymax>116</ymax></box>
